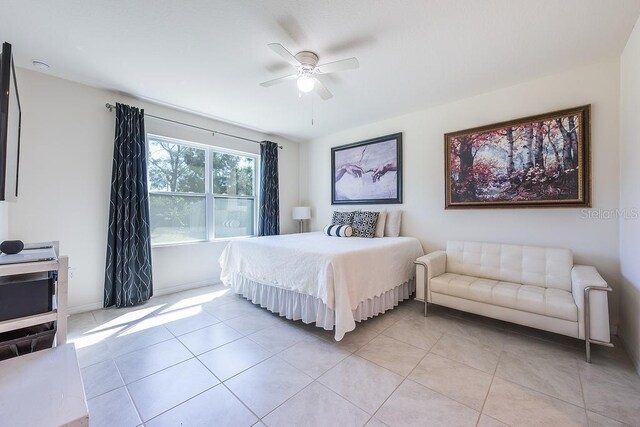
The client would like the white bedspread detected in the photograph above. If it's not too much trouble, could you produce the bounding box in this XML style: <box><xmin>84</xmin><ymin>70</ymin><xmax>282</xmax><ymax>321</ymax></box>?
<box><xmin>219</xmin><ymin>232</ymin><xmax>424</xmax><ymax>340</ymax></box>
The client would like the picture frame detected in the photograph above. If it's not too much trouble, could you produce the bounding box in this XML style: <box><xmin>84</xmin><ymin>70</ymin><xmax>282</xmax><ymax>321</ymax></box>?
<box><xmin>445</xmin><ymin>105</ymin><xmax>591</xmax><ymax>209</ymax></box>
<box><xmin>331</xmin><ymin>133</ymin><xmax>402</xmax><ymax>205</ymax></box>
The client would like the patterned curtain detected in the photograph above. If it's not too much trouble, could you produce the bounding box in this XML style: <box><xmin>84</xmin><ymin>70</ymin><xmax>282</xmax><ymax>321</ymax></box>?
<box><xmin>258</xmin><ymin>141</ymin><xmax>280</xmax><ymax>236</ymax></box>
<box><xmin>104</xmin><ymin>103</ymin><xmax>153</xmax><ymax>308</ymax></box>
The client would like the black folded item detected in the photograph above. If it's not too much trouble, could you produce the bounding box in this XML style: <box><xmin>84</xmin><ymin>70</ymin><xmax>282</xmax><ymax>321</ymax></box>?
<box><xmin>0</xmin><ymin>322</ymin><xmax>56</xmax><ymax>361</ymax></box>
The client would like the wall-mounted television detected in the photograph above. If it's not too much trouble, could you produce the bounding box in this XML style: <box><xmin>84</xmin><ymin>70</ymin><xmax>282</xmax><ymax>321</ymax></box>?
<box><xmin>0</xmin><ymin>42</ymin><xmax>21</xmax><ymax>201</ymax></box>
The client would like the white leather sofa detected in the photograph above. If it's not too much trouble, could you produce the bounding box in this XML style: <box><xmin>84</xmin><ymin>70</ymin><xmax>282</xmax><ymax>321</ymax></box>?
<box><xmin>415</xmin><ymin>241</ymin><xmax>612</xmax><ymax>361</ymax></box>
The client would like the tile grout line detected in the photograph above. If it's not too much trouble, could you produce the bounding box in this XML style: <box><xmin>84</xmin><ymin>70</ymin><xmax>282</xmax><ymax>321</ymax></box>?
<box><xmin>220</xmin><ymin>381</ymin><xmax>263</xmax><ymax>424</ymax></box>
<box><xmin>257</xmin><ymin>378</ymin><xmax>318</xmax><ymax>422</ymax></box>
<box><xmin>314</xmin><ymin>351</ymin><xmax>396</xmax><ymax>416</ymax></box>
<box><xmin>480</xmin><ymin>334</ymin><xmax>595</xmax><ymax>414</ymax></box>
<box><xmin>138</xmin><ymin>383</ymin><xmax>221</xmax><ymax>424</ymax></box>
<box><xmin>251</xmin><ymin>354</ymin><xmax>318</xmax><ymax>422</ymax></box>
<box><xmin>164</xmin><ymin>316</ymin><xmax>223</xmax><ymax>339</ymax></box>
<box><xmin>315</xmin><ymin>355</ymin><xmax>381</xmax><ymax>426</ymax></box>
<box><xmin>130</xmin><ymin>320</ymin><xmax>249</xmax><ymax>425</ymax></box>
<box><xmin>575</xmin><ymin>351</ymin><xmax>589</xmax><ymax>418</ymax></box>
<box><xmin>257</xmin><ymin>333</ymin><xmax>391</xmax><ymax>424</ymax></box>
<box><xmin>367</xmin><ymin>332</ymin><xmax>446</xmax><ymax>424</ymax></box>
<box><xmin>575</xmin><ymin>359</ymin><xmax>634</xmax><ymax>427</ymax></box>
<box><xmin>407</xmin><ymin>331</ymin><xmax>503</xmax><ymax>417</ymax></box>
<box><xmin>401</xmin><ymin>330</ymin><xmax>506</xmax><ymax>419</ymax></box>
<box><xmin>476</xmin><ymin>344</ymin><xmax>504</xmax><ymax>426</ymax></box>
<box><xmin>491</xmin><ymin>357</ymin><xmax>592</xmax><ymax>410</ymax></box>
<box><xmin>122</xmin><ymin>324</ymin><xmax>211</xmax><ymax>424</ymax></box>
<box><xmin>193</xmin><ymin>333</ymin><xmax>278</xmax><ymax>423</ymax></box>
<box><xmin>122</xmin><ymin>384</ymin><xmax>146</xmax><ymax>426</ymax></box>
<box><xmin>584</xmin><ymin>408</ymin><xmax>634</xmax><ymax>427</ymax></box>
<box><xmin>210</xmin><ymin>320</ymin><xmax>334</xmax><ymax>420</ymax></box>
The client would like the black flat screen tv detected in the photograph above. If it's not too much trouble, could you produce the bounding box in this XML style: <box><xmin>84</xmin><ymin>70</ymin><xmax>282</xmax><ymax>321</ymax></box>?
<box><xmin>0</xmin><ymin>42</ymin><xmax>21</xmax><ymax>201</ymax></box>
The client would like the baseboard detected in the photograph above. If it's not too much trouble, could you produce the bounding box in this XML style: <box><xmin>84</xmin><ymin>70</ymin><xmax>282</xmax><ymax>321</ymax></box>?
<box><xmin>66</xmin><ymin>280</ymin><xmax>221</xmax><ymax>314</ymax></box>
<box><xmin>67</xmin><ymin>302</ymin><xmax>103</xmax><ymax>315</ymax></box>
<box><xmin>153</xmin><ymin>280</ymin><xmax>220</xmax><ymax>297</ymax></box>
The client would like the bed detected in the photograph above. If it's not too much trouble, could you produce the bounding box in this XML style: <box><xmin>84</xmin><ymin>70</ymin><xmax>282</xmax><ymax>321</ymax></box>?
<box><xmin>219</xmin><ymin>232</ymin><xmax>424</xmax><ymax>340</ymax></box>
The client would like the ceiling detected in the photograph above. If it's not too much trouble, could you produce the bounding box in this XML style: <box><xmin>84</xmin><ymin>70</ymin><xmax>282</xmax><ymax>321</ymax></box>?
<box><xmin>2</xmin><ymin>0</ymin><xmax>640</xmax><ymax>142</ymax></box>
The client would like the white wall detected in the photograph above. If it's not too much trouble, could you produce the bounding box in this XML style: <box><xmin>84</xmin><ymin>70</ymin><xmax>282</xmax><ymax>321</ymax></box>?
<box><xmin>301</xmin><ymin>60</ymin><xmax>621</xmax><ymax>327</ymax></box>
<box><xmin>0</xmin><ymin>203</ymin><xmax>7</xmax><ymax>241</ymax></box>
<box><xmin>619</xmin><ymin>16</ymin><xmax>640</xmax><ymax>373</ymax></box>
<box><xmin>9</xmin><ymin>69</ymin><xmax>300</xmax><ymax>311</ymax></box>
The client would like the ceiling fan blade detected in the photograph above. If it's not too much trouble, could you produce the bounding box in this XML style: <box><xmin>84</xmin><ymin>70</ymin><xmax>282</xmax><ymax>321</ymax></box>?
<box><xmin>313</xmin><ymin>78</ymin><xmax>333</xmax><ymax>100</ymax></box>
<box><xmin>316</xmin><ymin>57</ymin><xmax>359</xmax><ymax>74</ymax></box>
<box><xmin>267</xmin><ymin>43</ymin><xmax>300</xmax><ymax>66</ymax></box>
<box><xmin>259</xmin><ymin>74</ymin><xmax>297</xmax><ymax>87</ymax></box>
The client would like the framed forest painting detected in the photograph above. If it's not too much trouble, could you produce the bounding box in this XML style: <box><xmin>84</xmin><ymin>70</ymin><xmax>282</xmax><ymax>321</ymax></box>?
<box><xmin>445</xmin><ymin>105</ymin><xmax>591</xmax><ymax>209</ymax></box>
<box><xmin>332</xmin><ymin>133</ymin><xmax>402</xmax><ymax>205</ymax></box>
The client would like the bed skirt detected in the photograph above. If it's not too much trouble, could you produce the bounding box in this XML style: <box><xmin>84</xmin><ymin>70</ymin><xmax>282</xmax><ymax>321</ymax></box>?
<box><xmin>225</xmin><ymin>273</ymin><xmax>415</xmax><ymax>334</ymax></box>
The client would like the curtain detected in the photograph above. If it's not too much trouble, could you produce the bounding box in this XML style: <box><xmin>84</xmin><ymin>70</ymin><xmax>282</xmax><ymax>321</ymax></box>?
<box><xmin>104</xmin><ymin>103</ymin><xmax>153</xmax><ymax>308</ymax></box>
<box><xmin>258</xmin><ymin>141</ymin><xmax>280</xmax><ymax>236</ymax></box>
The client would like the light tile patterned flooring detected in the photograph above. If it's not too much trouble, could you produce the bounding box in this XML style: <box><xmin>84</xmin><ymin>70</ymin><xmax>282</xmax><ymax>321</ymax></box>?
<box><xmin>68</xmin><ymin>284</ymin><xmax>640</xmax><ymax>427</ymax></box>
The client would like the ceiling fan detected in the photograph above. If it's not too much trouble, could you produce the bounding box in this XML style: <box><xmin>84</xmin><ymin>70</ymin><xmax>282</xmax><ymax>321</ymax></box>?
<box><xmin>260</xmin><ymin>43</ymin><xmax>359</xmax><ymax>100</ymax></box>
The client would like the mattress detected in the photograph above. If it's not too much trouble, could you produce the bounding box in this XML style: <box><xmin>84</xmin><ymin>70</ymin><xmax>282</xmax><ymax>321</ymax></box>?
<box><xmin>219</xmin><ymin>232</ymin><xmax>424</xmax><ymax>339</ymax></box>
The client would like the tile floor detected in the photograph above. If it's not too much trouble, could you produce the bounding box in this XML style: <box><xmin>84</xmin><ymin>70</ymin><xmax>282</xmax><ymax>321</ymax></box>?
<box><xmin>68</xmin><ymin>284</ymin><xmax>640</xmax><ymax>427</ymax></box>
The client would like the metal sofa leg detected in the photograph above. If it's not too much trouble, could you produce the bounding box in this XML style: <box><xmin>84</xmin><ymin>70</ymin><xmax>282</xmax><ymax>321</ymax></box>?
<box><xmin>585</xmin><ymin>335</ymin><xmax>591</xmax><ymax>364</ymax></box>
<box><xmin>584</xmin><ymin>285</ymin><xmax>614</xmax><ymax>363</ymax></box>
<box><xmin>414</xmin><ymin>260</ymin><xmax>429</xmax><ymax>317</ymax></box>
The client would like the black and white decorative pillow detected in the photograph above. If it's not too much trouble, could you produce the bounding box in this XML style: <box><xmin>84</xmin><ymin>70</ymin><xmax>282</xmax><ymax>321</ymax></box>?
<box><xmin>352</xmin><ymin>211</ymin><xmax>379</xmax><ymax>238</ymax></box>
<box><xmin>332</xmin><ymin>211</ymin><xmax>355</xmax><ymax>226</ymax></box>
<box><xmin>323</xmin><ymin>224</ymin><xmax>353</xmax><ymax>237</ymax></box>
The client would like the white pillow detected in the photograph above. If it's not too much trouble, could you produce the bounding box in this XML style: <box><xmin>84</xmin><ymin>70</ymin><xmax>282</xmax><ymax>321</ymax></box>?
<box><xmin>323</xmin><ymin>224</ymin><xmax>353</xmax><ymax>237</ymax></box>
<box><xmin>384</xmin><ymin>210</ymin><xmax>402</xmax><ymax>237</ymax></box>
<box><xmin>374</xmin><ymin>210</ymin><xmax>387</xmax><ymax>238</ymax></box>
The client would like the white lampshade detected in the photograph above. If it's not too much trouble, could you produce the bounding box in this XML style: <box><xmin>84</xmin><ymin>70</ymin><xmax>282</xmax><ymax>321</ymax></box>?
<box><xmin>292</xmin><ymin>206</ymin><xmax>311</xmax><ymax>220</ymax></box>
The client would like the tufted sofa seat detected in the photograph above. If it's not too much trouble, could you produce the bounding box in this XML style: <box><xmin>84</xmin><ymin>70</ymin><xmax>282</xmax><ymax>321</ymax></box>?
<box><xmin>415</xmin><ymin>241</ymin><xmax>612</xmax><ymax>361</ymax></box>
<box><xmin>430</xmin><ymin>273</ymin><xmax>578</xmax><ymax>322</ymax></box>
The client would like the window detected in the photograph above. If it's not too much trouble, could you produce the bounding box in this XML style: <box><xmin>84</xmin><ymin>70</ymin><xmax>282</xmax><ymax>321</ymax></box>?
<box><xmin>147</xmin><ymin>134</ymin><xmax>258</xmax><ymax>244</ymax></box>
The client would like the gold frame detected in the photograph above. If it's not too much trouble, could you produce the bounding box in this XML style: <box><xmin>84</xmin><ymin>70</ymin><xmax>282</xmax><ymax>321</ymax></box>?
<box><xmin>444</xmin><ymin>105</ymin><xmax>591</xmax><ymax>209</ymax></box>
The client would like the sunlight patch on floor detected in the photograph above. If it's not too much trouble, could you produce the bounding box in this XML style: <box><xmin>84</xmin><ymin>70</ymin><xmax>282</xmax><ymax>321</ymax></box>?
<box><xmin>159</xmin><ymin>289</ymin><xmax>230</xmax><ymax>314</ymax></box>
<box><xmin>92</xmin><ymin>305</ymin><xmax>166</xmax><ymax>332</ymax></box>
<box><xmin>69</xmin><ymin>325</ymin><xmax>125</xmax><ymax>349</ymax></box>
<box><xmin>118</xmin><ymin>305</ymin><xmax>203</xmax><ymax>336</ymax></box>
<box><xmin>69</xmin><ymin>285</ymin><xmax>230</xmax><ymax>351</ymax></box>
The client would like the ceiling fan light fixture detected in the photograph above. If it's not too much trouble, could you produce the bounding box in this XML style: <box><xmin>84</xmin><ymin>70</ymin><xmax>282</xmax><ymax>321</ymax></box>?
<box><xmin>261</xmin><ymin>43</ymin><xmax>357</xmax><ymax>100</ymax></box>
<box><xmin>297</xmin><ymin>75</ymin><xmax>315</xmax><ymax>93</ymax></box>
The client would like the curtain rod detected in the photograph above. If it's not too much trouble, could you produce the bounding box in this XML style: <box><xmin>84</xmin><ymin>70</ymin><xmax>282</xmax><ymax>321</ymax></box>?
<box><xmin>105</xmin><ymin>103</ymin><xmax>282</xmax><ymax>149</ymax></box>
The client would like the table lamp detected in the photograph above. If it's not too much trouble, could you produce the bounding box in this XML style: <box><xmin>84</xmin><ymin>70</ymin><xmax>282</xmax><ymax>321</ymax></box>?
<box><xmin>292</xmin><ymin>207</ymin><xmax>311</xmax><ymax>233</ymax></box>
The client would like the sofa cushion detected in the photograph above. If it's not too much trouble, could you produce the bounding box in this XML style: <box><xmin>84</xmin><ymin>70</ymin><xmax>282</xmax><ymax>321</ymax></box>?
<box><xmin>446</xmin><ymin>241</ymin><xmax>573</xmax><ymax>291</ymax></box>
<box><xmin>431</xmin><ymin>272</ymin><xmax>577</xmax><ymax>322</ymax></box>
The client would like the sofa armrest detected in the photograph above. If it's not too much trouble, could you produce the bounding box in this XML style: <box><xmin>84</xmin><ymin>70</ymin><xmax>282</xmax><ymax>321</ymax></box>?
<box><xmin>571</xmin><ymin>265</ymin><xmax>611</xmax><ymax>343</ymax></box>
<box><xmin>414</xmin><ymin>251</ymin><xmax>446</xmax><ymax>301</ymax></box>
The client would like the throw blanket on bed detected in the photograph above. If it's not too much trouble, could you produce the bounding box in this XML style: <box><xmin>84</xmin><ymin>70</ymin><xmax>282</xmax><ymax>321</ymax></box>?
<box><xmin>219</xmin><ymin>232</ymin><xmax>424</xmax><ymax>340</ymax></box>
